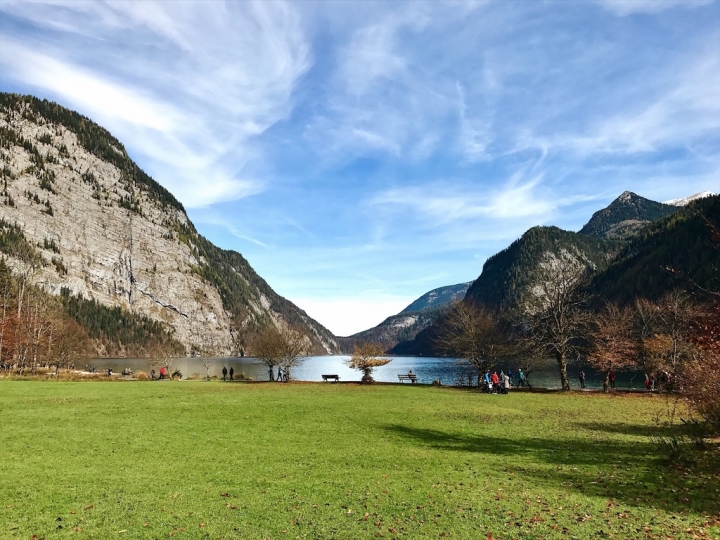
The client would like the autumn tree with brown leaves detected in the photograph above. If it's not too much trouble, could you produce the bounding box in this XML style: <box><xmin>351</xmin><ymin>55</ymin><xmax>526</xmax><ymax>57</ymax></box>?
<box><xmin>345</xmin><ymin>342</ymin><xmax>391</xmax><ymax>383</ymax></box>
<box><xmin>520</xmin><ymin>251</ymin><xmax>593</xmax><ymax>390</ymax></box>
<box><xmin>435</xmin><ymin>301</ymin><xmax>506</xmax><ymax>388</ymax></box>
<box><xmin>252</xmin><ymin>325</ymin><xmax>307</xmax><ymax>382</ymax></box>
<box><xmin>587</xmin><ymin>302</ymin><xmax>636</xmax><ymax>392</ymax></box>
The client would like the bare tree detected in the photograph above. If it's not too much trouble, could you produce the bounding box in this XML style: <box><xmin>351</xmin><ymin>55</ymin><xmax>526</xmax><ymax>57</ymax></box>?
<box><xmin>653</xmin><ymin>290</ymin><xmax>701</xmax><ymax>373</ymax></box>
<box><xmin>51</xmin><ymin>317</ymin><xmax>90</xmax><ymax>369</ymax></box>
<box><xmin>197</xmin><ymin>355</ymin><xmax>214</xmax><ymax>381</ymax></box>
<box><xmin>345</xmin><ymin>343</ymin><xmax>391</xmax><ymax>383</ymax></box>
<box><xmin>435</xmin><ymin>301</ymin><xmax>505</xmax><ymax>388</ymax></box>
<box><xmin>587</xmin><ymin>302</ymin><xmax>636</xmax><ymax>392</ymax></box>
<box><xmin>520</xmin><ymin>251</ymin><xmax>593</xmax><ymax>390</ymax></box>
<box><xmin>252</xmin><ymin>325</ymin><xmax>307</xmax><ymax>382</ymax></box>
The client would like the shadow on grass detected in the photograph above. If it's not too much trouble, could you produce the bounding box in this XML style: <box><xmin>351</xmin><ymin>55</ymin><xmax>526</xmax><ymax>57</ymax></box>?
<box><xmin>383</xmin><ymin>423</ymin><xmax>720</xmax><ymax>516</ymax></box>
<box><xmin>575</xmin><ymin>421</ymin><xmax>687</xmax><ymax>439</ymax></box>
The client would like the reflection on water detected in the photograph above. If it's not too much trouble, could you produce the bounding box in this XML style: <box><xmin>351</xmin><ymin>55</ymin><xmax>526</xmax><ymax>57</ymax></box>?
<box><xmin>90</xmin><ymin>356</ymin><xmax>646</xmax><ymax>390</ymax></box>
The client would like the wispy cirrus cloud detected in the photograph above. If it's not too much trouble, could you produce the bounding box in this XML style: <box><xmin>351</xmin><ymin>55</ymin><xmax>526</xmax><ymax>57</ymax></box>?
<box><xmin>0</xmin><ymin>0</ymin><xmax>309</xmax><ymax>207</ymax></box>
<box><xmin>596</xmin><ymin>0</ymin><xmax>712</xmax><ymax>16</ymax></box>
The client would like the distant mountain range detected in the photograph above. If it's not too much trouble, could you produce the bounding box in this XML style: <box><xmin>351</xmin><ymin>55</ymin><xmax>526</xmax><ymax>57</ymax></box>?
<box><xmin>390</xmin><ymin>191</ymin><xmax>720</xmax><ymax>355</ymax></box>
<box><xmin>1</xmin><ymin>92</ymin><xmax>716</xmax><ymax>359</ymax></box>
<box><xmin>337</xmin><ymin>282</ymin><xmax>471</xmax><ymax>353</ymax></box>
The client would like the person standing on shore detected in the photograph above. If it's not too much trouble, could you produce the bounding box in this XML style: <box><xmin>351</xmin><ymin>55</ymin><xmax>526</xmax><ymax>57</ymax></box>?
<box><xmin>229</xmin><ymin>367</ymin><xmax>234</xmax><ymax>381</ymax></box>
<box><xmin>518</xmin><ymin>369</ymin><xmax>525</xmax><ymax>387</ymax></box>
<box><xmin>609</xmin><ymin>370</ymin><xmax>616</xmax><ymax>389</ymax></box>
<box><xmin>222</xmin><ymin>366</ymin><xmax>228</xmax><ymax>381</ymax></box>
<box><xmin>579</xmin><ymin>370</ymin><xmax>586</xmax><ymax>389</ymax></box>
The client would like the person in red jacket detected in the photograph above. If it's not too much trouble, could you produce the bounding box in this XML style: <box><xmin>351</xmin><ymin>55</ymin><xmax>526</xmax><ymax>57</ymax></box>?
<box><xmin>491</xmin><ymin>371</ymin><xmax>499</xmax><ymax>393</ymax></box>
<box><xmin>159</xmin><ymin>366</ymin><xmax>167</xmax><ymax>380</ymax></box>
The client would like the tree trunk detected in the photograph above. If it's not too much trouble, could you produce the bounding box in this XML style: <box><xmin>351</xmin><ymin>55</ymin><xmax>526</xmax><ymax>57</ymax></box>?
<box><xmin>603</xmin><ymin>370</ymin><xmax>610</xmax><ymax>393</ymax></box>
<box><xmin>556</xmin><ymin>351</ymin><xmax>570</xmax><ymax>390</ymax></box>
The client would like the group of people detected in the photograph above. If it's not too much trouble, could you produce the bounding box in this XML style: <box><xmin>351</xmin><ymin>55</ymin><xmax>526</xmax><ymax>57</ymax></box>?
<box><xmin>221</xmin><ymin>366</ymin><xmax>235</xmax><ymax>381</ymax></box>
<box><xmin>150</xmin><ymin>367</ymin><xmax>168</xmax><ymax>380</ymax></box>
<box><xmin>645</xmin><ymin>371</ymin><xmax>671</xmax><ymax>392</ymax></box>
<box><xmin>480</xmin><ymin>368</ymin><xmax>531</xmax><ymax>393</ymax></box>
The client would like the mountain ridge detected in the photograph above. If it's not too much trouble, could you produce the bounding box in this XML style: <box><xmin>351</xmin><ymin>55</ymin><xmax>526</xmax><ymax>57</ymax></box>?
<box><xmin>337</xmin><ymin>282</ymin><xmax>471</xmax><ymax>353</ymax></box>
<box><xmin>0</xmin><ymin>93</ymin><xmax>338</xmax><ymax>356</ymax></box>
<box><xmin>578</xmin><ymin>190</ymin><xmax>678</xmax><ymax>238</ymax></box>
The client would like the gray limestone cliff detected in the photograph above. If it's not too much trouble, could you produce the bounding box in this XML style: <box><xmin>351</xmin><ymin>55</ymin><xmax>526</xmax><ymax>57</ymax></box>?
<box><xmin>0</xmin><ymin>93</ymin><xmax>338</xmax><ymax>356</ymax></box>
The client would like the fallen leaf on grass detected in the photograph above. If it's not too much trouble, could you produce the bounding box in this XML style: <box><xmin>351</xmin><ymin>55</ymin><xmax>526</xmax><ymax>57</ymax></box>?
<box><xmin>220</xmin><ymin>493</ymin><xmax>230</xmax><ymax>497</ymax></box>
<box><xmin>83</xmin><ymin>504</ymin><xmax>93</xmax><ymax>511</ymax></box>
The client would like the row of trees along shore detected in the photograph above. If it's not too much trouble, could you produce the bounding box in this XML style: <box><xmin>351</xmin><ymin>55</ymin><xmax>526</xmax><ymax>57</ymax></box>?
<box><xmin>436</xmin><ymin>248</ymin><xmax>719</xmax><ymax>430</ymax></box>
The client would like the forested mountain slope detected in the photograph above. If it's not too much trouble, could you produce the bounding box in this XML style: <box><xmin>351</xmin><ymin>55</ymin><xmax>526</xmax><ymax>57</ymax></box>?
<box><xmin>0</xmin><ymin>93</ymin><xmax>338</xmax><ymax>356</ymax></box>
<box><xmin>578</xmin><ymin>191</ymin><xmax>677</xmax><ymax>238</ymax></box>
<box><xmin>398</xmin><ymin>193</ymin><xmax>717</xmax><ymax>356</ymax></box>
<box><xmin>400</xmin><ymin>282</ymin><xmax>471</xmax><ymax>313</ymax></box>
<box><xmin>463</xmin><ymin>226</ymin><xmax>616</xmax><ymax>311</ymax></box>
<box><xmin>591</xmin><ymin>195</ymin><xmax>720</xmax><ymax>304</ymax></box>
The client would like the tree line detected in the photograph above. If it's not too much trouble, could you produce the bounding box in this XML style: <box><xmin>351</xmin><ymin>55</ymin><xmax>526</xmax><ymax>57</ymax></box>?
<box><xmin>436</xmin><ymin>248</ymin><xmax>720</xmax><ymax>430</ymax></box>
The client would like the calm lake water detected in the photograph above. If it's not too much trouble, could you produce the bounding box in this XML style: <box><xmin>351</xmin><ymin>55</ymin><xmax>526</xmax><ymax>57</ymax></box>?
<box><xmin>90</xmin><ymin>355</ymin><xmax>646</xmax><ymax>390</ymax></box>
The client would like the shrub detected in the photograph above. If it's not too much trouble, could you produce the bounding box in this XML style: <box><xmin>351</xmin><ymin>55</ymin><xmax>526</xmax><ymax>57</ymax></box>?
<box><xmin>679</xmin><ymin>351</ymin><xmax>720</xmax><ymax>433</ymax></box>
<box><xmin>136</xmin><ymin>371</ymin><xmax>148</xmax><ymax>381</ymax></box>
<box><xmin>171</xmin><ymin>369</ymin><xmax>182</xmax><ymax>380</ymax></box>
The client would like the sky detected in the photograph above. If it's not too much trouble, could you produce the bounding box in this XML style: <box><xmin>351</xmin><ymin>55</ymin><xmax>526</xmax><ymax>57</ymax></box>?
<box><xmin>0</xmin><ymin>1</ymin><xmax>718</xmax><ymax>336</ymax></box>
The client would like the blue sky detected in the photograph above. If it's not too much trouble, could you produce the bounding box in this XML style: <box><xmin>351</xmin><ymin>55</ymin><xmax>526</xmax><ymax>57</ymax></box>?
<box><xmin>1</xmin><ymin>1</ymin><xmax>718</xmax><ymax>336</ymax></box>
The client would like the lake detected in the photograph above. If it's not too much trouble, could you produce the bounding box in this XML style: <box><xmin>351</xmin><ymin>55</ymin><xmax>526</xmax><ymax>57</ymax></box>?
<box><xmin>89</xmin><ymin>355</ymin><xmax>647</xmax><ymax>390</ymax></box>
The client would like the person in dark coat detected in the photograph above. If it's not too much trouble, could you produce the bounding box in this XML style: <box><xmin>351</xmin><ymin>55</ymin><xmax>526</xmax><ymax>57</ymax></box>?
<box><xmin>222</xmin><ymin>366</ymin><xmax>228</xmax><ymax>381</ymax></box>
<box><xmin>579</xmin><ymin>370</ymin><xmax>586</xmax><ymax>389</ymax></box>
<box><xmin>229</xmin><ymin>367</ymin><xmax>234</xmax><ymax>381</ymax></box>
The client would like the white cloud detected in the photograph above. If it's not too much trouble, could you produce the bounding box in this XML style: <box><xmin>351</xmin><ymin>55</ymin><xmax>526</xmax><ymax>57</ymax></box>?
<box><xmin>597</xmin><ymin>0</ymin><xmax>711</xmax><ymax>16</ymax></box>
<box><xmin>0</xmin><ymin>1</ymin><xmax>310</xmax><ymax>208</ymax></box>
<box><xmin>561</xmin><ymin>54</ymin><xmax>720</xmax><ymax>156</ymax></box>
<box><xmin>370</xmin><ymin>175</ymin><xmax>563</xmax><ymax>224</ymax></box>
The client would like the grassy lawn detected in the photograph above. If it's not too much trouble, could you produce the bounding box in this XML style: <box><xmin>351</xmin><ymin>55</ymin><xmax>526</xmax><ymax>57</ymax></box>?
<box><xmin>0</xmin><ymin>381</ymin><xmax>718</xmax><ymax>539</ymax></box>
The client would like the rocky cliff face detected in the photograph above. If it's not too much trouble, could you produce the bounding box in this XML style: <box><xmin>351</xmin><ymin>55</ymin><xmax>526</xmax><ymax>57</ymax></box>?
<box><xmin>0</xmin><ymin>94</ymin><xmax>338</xmax><ymax>356</ymax></box>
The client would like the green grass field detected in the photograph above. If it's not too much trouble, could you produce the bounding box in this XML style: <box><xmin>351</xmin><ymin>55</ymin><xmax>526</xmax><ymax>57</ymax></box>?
<box><xmin>1</xmin><ymin>381</ymin><xmax>718</xmax><ymax>539</ymax></box>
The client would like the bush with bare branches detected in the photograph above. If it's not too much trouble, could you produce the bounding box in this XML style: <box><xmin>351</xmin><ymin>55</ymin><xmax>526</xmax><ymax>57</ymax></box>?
<box><xmin>345</xmin><ymin>343</ymin><xmax>391</xmax><ymax>383</ymax></box>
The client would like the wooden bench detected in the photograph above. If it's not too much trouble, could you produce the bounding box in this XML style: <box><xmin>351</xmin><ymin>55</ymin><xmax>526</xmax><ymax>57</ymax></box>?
<box><xmin>398</xmin><ymin>374</ymin><xmax>418</xmax><ymax>383</ymax></box>
<box><xmin>322</xmin><ymin>374</ymin><xmax>340</xmax><ymax>382</ymax></box>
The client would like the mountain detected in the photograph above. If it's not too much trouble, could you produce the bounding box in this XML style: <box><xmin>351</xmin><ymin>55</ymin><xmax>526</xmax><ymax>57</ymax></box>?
<box><xmin>663</xmin><ymin>191</ymin><xmax>716</xmax><ymax>207</ymax></box>
<box><xmin>338</xmin><ymin>282</ymin><xmax>471</xmax><ymax>353</ymax></box>
<box><xmin>400</xmin><ymin>282</ymin><xmax>471</xmax><ymax>313</ymax></box>
<box><xmin>398</xmin><ymin>191</ymin><xmax>718</xmax><ymax>356</ymax></box>
<box><xmin>591</xmin><ymin>194</ymin><xmax>720</xmax><ymax>304</ymax></box>
<box><xmin>463</xmin><ymin>226</ymin><xmax>616</xmax><ymax>311</ymax></box>
<box><xmin>0</xmin><ymin>93</ymin><xmax>338</xmax><ymax>356</ymax></box>
<box><xmin>578</xmin><ymin>191</ymin><xmax>678</xmax><ymax>239</ymax></box>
